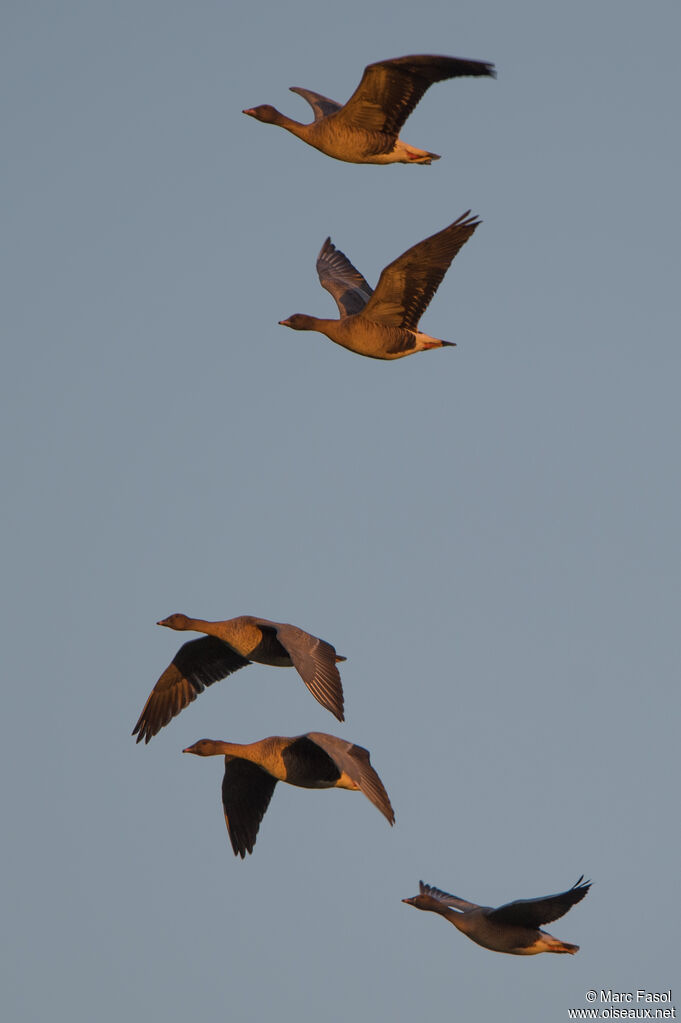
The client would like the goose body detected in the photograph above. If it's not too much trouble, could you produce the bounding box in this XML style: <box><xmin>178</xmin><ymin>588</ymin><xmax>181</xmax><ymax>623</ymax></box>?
<box><xmin>243</xmin><ymin>54</ymin><xmax>495</xmax><ymax>165</ymax></box>
<box><xmin>183</xmin><ymin>732</ymin><xmax>395</xmax><ymax>857</ymax></box>
<box><xmin>280</xmin><ymin>212</ymin><xmax>481</xmax><ymax>360</ymax></box>
<box><xmin>132</xmin><ymin>614</ymin><xmax>346</xmax><ymax>743</ymax></box>
<box><xmin>403</xmin><ymin>878</ymin><xmax>591</xmax><ymax>955</ymax></box>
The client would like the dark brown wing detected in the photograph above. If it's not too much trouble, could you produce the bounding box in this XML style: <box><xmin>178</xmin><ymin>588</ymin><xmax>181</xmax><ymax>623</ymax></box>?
<box><xmin>306</xmin><ymin>732</ymin><xmax>395</xmax><ymax>823</ymax></box>
<box><xmin>363</xmin><ymin>212</ymin><xmax>481</xmax><ymax>329</ymax></box>
<box><xmin>270</xmin><ymin>624</ymin><xmax>345</xmax><ymax>722</ymax></box>
<box><xmin>487</xmin><ymin>877</ymin><xmax>592</xmax><ymax>927</ymax></box>
<box><xmin>317</xmin><ymin>238</ymin><xmax>373</xmax><ymax>318</ymax></box>
<box><xmin>417</xmin><ymin>881</ymin><xmax>480</xmax><ymax>912</ymax></box>
<box><xmin>338</xmin><ymin>54</ymin><xmax>496</xmax><ymax>140</ymax></box>
<box><xmin>222</xmin><ymin>757</ymin><xmax>278</xmax><ymax>858</ymax></box>
<box><xmin>132</xmin><ymin>637</ymin><xmax>251</xmax><ymax>744</ymax></box>
<box><xmin>289</xmin><ymin>86</ymin><xmax>342</xmax><ymax>121</ymax></box>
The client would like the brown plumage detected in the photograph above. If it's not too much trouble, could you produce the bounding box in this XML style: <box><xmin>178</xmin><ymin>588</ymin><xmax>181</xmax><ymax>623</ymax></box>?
<box><xmin>183</xmin><ymin>732</ymin><xmax>395</xmax><ymax>857</ymax></box>
<box><xmin>402</xmin><ymin>877</ymin><xmax>591</xmax><ymax>955</ymax></box>
<box><xmin>279</xmin><ymin>212</ymin><xmax>481</xmax><ymax>359</ymax></box>
<box><xmin>132</xmin><ymin>614</ymin><xmax>346</xmax><ymax>743</ymax></box>
<box><xmin>243</xmin><ymin>54</ymin><xmax>495</xmax><ymax>165</ymax></box>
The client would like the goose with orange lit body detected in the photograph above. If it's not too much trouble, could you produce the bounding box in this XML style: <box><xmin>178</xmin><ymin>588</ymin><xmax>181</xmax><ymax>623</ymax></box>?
<box><xmin>243</xmin><ymin>54</ymin><xmax>495</xmax><ymax>165</ymax></box>
<box><xmin>183</xmin><ymin>732</ymin><xmax>395</xmax><ymax>857</ymax></box>
<box><xmin>132</xmin><ymin>614</ymin><xmax>346</xmax><ymax>743</ymax></box>
<box><xmin>279</xmin><ymin>212</ymin><xmax>481</xmax><ymax>359</ymax></box>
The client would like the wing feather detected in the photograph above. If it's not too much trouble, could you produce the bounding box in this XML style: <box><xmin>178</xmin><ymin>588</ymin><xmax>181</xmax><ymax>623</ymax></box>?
<box><xmin>316</xmin><ymin>237</ymin><xmax>373</xmax><ymax>318</ymax></box>
<box><xmin>132</xmin><ymin>637</ymin><xmax>251</xmax><ymax>744</ymax></box>
<box><xmin>417</xmin><ymin>881</ymin><xmax>480</xmax><ymax>912</ymax></box>
<box><xmin>306</xmin><ymin>732</ymin><xmax>394</xmax><ymax>823</ymax></box>
<box><xmin>272</xmin><ymin>624</ymin><xmax>345</xmax><ymax>722</ymax></box>
<box><xmin>289</xmin><ymin>86</ymin><xmax>342</xmax><ymax>121</ymax></box>
<box><xmin>364</xmin><ymin>212</ymin><xmax>480</xmax><ymax>329</ymax></box>
<box><xmin>338</xmin><ymin>54</ymin><xmax>496</xmax><ymax>140</ymax></box>
<box><xmin>487</xmin><ymin>877</ymin><xmax>592</xmax><ymax>927</ymax></box>
<box><xmin>221</xmin><ymin>757</ymin><xmax>278</xmax><ymax>858</ymax></box>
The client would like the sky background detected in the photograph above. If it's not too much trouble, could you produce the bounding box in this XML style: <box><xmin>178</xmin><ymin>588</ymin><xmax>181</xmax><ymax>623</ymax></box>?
<box><xmin>2</xmin><ymin>1</ymin><xmax>679</xmax><ymax>1021</ymax></box>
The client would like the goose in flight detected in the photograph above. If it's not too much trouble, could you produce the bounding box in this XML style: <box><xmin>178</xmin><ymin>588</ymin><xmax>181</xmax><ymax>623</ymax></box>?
<box><xmin>243</xmin><ymin>53</ymin><xmax>495</xmax><ymax>164</ymax></box>
<box><xmin>132</xmin><ymin>614</ymin><xmax>346</xmax><ymax>743</ymax></box>
<box><xmin>402</xmin><ymin>877</ymin><xmax>591</xmax><ymax>954</ymax></box>
<box><xmin>279</xmin><ymin>212</ymin><xmax>480</xmax><ymax>359</ymax></box>
<box><xmin>183</xmin><ymin>732</ymin><xmax>395</xmax><ymax>856</ymax></box>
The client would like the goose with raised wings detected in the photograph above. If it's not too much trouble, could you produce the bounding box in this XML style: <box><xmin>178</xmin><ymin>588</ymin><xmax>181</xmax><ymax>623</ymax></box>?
<box><xmin>243</xmin><ymin>54</ymin><xmax>495</xmax><ymax>164</ymax></box>
<box><xmin>279</xmin><ymin>212</ymin><xmax>480</xmax><ymax>359</ymax></box>
<box><xmin>403</xmin><ymin>877</ymin><xmax>591</xmax><ymax>955</ymax></box>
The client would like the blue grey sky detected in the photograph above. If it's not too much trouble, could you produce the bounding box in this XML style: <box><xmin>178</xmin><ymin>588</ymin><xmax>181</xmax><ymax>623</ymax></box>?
<box><xmin>2</xmin><ymin>1</ymin><xmax>679</xmax><ymax>1021</ymax></box>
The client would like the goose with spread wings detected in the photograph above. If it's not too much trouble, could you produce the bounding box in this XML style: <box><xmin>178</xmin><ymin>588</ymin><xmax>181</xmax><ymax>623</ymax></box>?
<box><xmin>183</xmin><ymin>732</ymin><xmax>395</xmax><ymax>857</ymax></box>
<box><xmin>279</xmin><ymin>212</ymin><xmax>481</xmax><ymax>359</ymax></box>
<box><xmin>243</xmin><ymin>53</ymin><xmax>495</xmax><ymax>165</ymax></box>
<box><xmin>402</xmin><ymin>877</ymin><xmax>591</xmax><ymax>955</ymax></box>
<box><xmin>132</xmin><ymin>614</ymin><xmax>346</xmax><ymax>743</ymax></box>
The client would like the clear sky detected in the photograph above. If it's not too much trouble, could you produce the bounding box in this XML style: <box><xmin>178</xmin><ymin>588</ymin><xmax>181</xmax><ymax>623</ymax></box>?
<box><xmin>2</xmin><ymin>2</ymin><xmax>679</xmax><ymax>1021</ymax></box>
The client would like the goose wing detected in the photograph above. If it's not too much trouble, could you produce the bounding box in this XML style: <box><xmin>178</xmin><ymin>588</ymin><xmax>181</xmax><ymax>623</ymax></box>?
<box><xmin>337</xmin><ymin>54</ymin><xmax>495</xmax><ymax>145</ymax></box>
<box><xmin>222</xmin><ymin>757</ymin><xmax>278</xmax><ymax>858</ymax></box>
<box><xmin>363</xmin><ymin>212</ymin><xmax>480</xmax><ymax>329</ymax></box>
<box><xmin>417</xmin><ymin>881</ymin><xmax>480</xmax><ymax>912</ymax></box>
<box><xmin>267</xmin><ymin>623</ymin><xmax>345</xmax><ymax>722</ymax></box>
<box><xmin>306</xmin><ymin>732</ymin><xmax>395</xmax><ymax>824</ymax></box>
<box><xmin>289</xmin><ymin>86</ymin><xmax>342</xmax><ymax>121</ymax></box>
<box><xmin>132</xmin><ymin>637</ymin><xmax>251</xmax><ymax>744</ymax></box>
<box><xmin>317</xmin><ymin>237</ymin><xmax>373</xmax><ymax>317</ymax></box>
<box><xmin>487</xmin><ymin>877</ymin><xmax>592</xmax><ymax>927</ymax></box>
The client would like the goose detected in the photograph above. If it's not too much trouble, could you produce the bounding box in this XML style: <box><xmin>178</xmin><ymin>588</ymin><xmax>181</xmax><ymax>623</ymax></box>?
<box><xmin>132</xmin><ymin>614</ymin><xmax>346</xmax><ymax>743</ymax></box>
<box><xmin>402</xmin><ymin>877</ymin><xmax>591</xmax><ymax>955</ymax></box>
<box><xmin>243</xmin><ymin>53</ymin><xmax>495</xmax><ymax>165</ymax></box>
<box><xmin>183</xmin><ymin>732</ymin><xmax>395</xmax><ymax>856</ymax></box>
<box><xmin>279</xmin><ymin>212</ymin><xmax>480</xmax><ymax>359</ymax></box>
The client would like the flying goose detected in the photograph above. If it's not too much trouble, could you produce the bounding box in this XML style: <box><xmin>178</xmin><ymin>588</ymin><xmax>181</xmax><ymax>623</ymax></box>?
<box><xmin>243</xmin><ymin>54</ymin><xmax>495</xmax><ymax>165</ymax></box>
<box><xmin>279</xmin><ymin>212</ymin><xmax>480</xmax><ymax>359</ymax></box>
<box><xmin>132</xmin><ymin>614</ymin><xmax>346</xmax><ymax>743</ymax></box>
<box><xmin>183</xmin><ymin>732</ymin><xmax>395</xmax><ymax>856</ymax></box>
<box><xmin>402</xmin><ymin>877</ymin><xmax>591</xmax><ymax>955</ymax></box>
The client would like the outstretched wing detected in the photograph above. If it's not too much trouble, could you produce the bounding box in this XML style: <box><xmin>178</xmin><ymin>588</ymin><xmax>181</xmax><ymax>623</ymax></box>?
<box><xmin>417</xmin><ymin>881</ymin><xmax>480</xmax><ymax>912</ymax></box>
<box><xmin>364</xmin><ymin>211</ymin><xmax>480</xmax><ymax>329</ymax></box>
<box><xmin>222</xmin><ymin>757</ymin><xmax>278</xmax><ymax>858</ymax></box>
<box><xmin>306</xmin><ymin>732</ymin><xmax>395</xmax><ymax>824</ymax></box>
<box><xmin>132</xmin><ymin>637</ymin><xmax>251</xmax><ymax>744</ymax></box>
<box><xmin>270</xmin><ymin>623</ymin><xmax>345</xmax><ymax>722</ymax></box>
<box><xmin>338</xmin><ymin>54</ymin><xmax>495</xmax><ymax>145</ymax></box>
<box><xmin>487</xmin><ymin>877</ymin><xmax>592</xmax><ymax>927</ymax></box>
<box><xmin>317</xmin><ymin>237</ymin><xmax>373</xmax><ymax>318</ymax></box>
<box><xmin>289</xmin><ymin>86</ymin><xmax>342</xmax><ymax>121</ymax></box>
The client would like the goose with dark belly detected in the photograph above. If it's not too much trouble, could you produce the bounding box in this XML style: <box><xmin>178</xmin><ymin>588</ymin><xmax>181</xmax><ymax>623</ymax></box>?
<box><xmin>132</xmin><ymin>614</ymin><xmax>346</xmax><ymax>743</ymax></box>
<box><xmin>183</xmin><ymin>732</ymin><xmax>395</xmax><ymax>857</ymax></box>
